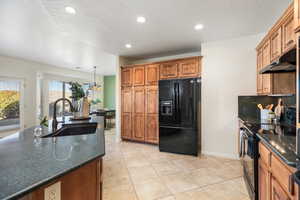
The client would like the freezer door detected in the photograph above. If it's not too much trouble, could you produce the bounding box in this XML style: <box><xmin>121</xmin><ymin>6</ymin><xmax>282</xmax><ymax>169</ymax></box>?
<box><xmin>159</xmin><ymin>126</ymin><xmax>198</xmax><ymax>156</ymax></box>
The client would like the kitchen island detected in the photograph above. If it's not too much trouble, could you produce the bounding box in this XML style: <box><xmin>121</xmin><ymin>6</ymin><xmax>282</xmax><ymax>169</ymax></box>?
<box><xmin>0</xmin><ymin>116</ymin><xmax>105</xmax><ymax>200</ymax></box>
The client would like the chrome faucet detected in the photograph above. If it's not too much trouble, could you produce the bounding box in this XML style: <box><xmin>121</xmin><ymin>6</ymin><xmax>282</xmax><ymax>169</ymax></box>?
<box><xmin>52</xmin><ymin>98</ymin><xmax>74</xmax><ymax>132</ymax></box>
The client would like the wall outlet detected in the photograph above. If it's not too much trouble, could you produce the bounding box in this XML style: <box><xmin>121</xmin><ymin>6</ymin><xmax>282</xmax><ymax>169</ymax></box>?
<box><xmin>44</xmin><ymin>181</ymin><xmax>61</xmax><ymax>200</ymax></box>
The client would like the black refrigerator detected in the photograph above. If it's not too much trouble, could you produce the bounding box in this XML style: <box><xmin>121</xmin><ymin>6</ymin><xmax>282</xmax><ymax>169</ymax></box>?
<box><xmin>159</xmin><ymin>78</ymin><xmax>201</xmax><ymax>156</ymax></box>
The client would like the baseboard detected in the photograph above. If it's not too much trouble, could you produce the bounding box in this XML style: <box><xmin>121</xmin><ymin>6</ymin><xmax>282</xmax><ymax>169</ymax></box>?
<box><xmin>201</xmin><ymin>150</ymin><xmax>239</xmax><ymax>160</ymax></box>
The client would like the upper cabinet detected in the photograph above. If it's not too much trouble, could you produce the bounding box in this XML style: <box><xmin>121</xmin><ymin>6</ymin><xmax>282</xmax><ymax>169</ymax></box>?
<box><xmin>178</xmin><ymin>57</ymin><xmax>201</xmax><ymax>78</ymax></box>
<box><xmin>270</xmin><ymin>28</ymin><xmax>282</xmax><ymax>61</ymax></box>
<box><xmin>262</xmin><ymin>40</ymin><xmax>271</xmax><ymax>67</ymax></box>
<box><xmin>282</xmin><ymin>11</ymin><xmax>296</xmax><ymax>52</ymax></box>
<box><xmin>160</xmin><ymin>62</ymin><xmax>178</xmax><ymax>79</ymax></box>
<box><xmin>133</xmin><ymin>65</ymin><xmax>145</xmax><ymax>86</ymax></box>
<box><xmin>256</xmin><ymin>3</ymin><xmax>296</xmax><ymax>95</ymax></box>
<box><xmin>121</xmin><ymin>67</ymin><xmax>132</xmax><ymax>87</ymax></box>
<box><xmin>145</xmin><ymin>64</ymin><xmax>159</xmax><ymax>85</ymax></box>
<box><xmin>294</xmin><ymin>0</ymin><xmax>300</xmax><ymax>32</ymax></box>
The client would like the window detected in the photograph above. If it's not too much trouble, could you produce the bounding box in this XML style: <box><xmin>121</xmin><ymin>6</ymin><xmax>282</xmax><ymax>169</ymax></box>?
<box><xmin>48</xmin><ymin>81</ymin><xmax>90</xmax><ymax>119</ymax></box>
<box><xmin>48</xmin><ymin>81</ymin><xmax>73</xmax><ymax>119</ymax></box>
<box><xmin>0</xmin><ymin>79</ymin><xmax>22</xmax><ymax>132</ymax></box>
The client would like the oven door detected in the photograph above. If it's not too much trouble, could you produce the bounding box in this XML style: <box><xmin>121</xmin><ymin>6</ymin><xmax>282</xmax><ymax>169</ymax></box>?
<box><xmin>240</xmin><ymin>128</ymin><xmax>258</xmax><ymax>200</ymax></box>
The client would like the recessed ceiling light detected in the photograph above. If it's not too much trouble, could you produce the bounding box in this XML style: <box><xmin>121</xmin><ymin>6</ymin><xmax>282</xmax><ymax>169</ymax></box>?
<box><xmin>125</xmin><ymin>44</ymin><xmax>132</xmax><ymax>48</ymax></box>
<box><xmin>137</xmin><ymin>16</ymin><xmax>146</xmax><ymax>24</ymax></box>
<box><xmin>194</xmin><ymin>24</ymin><xmax>204</xmax><ymax>30</ymax></box>
<box><xmin>65</xmin><ymin>6</ymin><xmax>76</xmax><ymax>14</ymax></box>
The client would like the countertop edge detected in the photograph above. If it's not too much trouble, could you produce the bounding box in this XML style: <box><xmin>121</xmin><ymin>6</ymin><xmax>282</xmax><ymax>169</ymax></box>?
<box><xmin>256</xmin><ymin>133</ymin><xmax>297</xmax><ymax>168</ymax></box>
<box><xmin>5</xmin><ymin>153</ymin><xmax>105</xmax><ymax>200</ymax></box>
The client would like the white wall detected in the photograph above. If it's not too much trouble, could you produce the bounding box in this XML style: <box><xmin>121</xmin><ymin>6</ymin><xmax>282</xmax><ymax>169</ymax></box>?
<box><xmin>201</xmin><ymin>33</ymin><xmax>263</xmax><ymax>158</ymax></box>
<box><xmin>0</xmin><ymin>55</ymin><xmax>103</xmax><ymax>129</ymax></box>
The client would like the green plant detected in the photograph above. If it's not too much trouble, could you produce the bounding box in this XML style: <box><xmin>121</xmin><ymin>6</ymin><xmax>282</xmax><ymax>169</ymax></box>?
<box><xmin>91</xmin><ymin>98</ymin><xmax>101</xmax><ymax>105</ymax></box>
<box><xmin>69</xmin><ymin>82</ymin><xmax>85</xmax><ymax>101</ymax></box>
<box><xmin>40</xmin><ymin>116</ymin><xmax>48</xmax><ymax>127</ymax></box>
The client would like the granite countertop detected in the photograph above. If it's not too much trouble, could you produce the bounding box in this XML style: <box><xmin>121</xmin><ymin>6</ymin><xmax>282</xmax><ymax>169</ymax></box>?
<box><xmin>240</xmin><ymin>118</ymin><xmax>298</xmax><ymax>168</ymax></box>
<box><xmin>0</xmin><ymin>116</ymin><xmax>105</xmax><ymax>200</ymax></box>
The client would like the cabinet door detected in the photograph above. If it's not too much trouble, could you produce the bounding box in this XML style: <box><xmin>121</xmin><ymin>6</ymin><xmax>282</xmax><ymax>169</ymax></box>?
<box><xmin>295</xmin><ymin>0</ymin><xmax>300</xmax><ymax>32</ymax></box>
<box><xmin>145</xmin><ymin>64</ymin><xmax>159</xmax><ymax>85</ymax></box>
<box><xmin>121</xmin><ymin>68</ymin><xmax>132</xmax><ymax>86</ymax></box>
<box><xmin>132</xmin><ymin>114</ymin><xmax>145</xmax><ymax>141</ymax></box>
<box><xmin>262</xmin><ymin>40</ymin><xmax>271</xmax><ymax>67</ymax></box>
<box><xmin>282</xmin><ymin>12</ymin><xmax>295</xmax><ymax>53</ymax></box>
<box><xmin>160</xmin><ymin>62</ymin><xmax>178</xmax><ymax>79</ymax></box>
<box><xmin>133</xmin><ymin>66</ymin><xmax>145</xmax><ymax>86</ymax></box>
<box><xmin>257</xmin><ymin>49</ymin><xmax>263</xmax><ymax>94</ymax></box>
<box><xmin>178</xmin><ymin>58</ymin><xmax>200</xmax><ymax>78</ymax></box>
<box><xmin>270</xmin><ymin>28</ymin><xmax>282</xmax><ymax>61</ymax></box>
<box><xmin>121</xmin><ymin>113</ymin><xmax>132</xmax><ymax>139</ymax></box>
<box><xmin>133</xmin><ymin>86</ymin><xmax>145</xmax><ymax>114</ymax></box>
<box><xmin>262</xmin><ymin>40</ymin><xmax>272</xmax><ymax>94</ymax></box>
<box><xmin>271</xmin><ymin>177</ymin><xmax>291</xmax><ymax>200</ymax></box>
<box><xmin>259</xmin><ymin>161</ymin><xmax>270</xmax><ymax>200</ymax></box>
<box><xmin>145</xmin><ymin>114</ymin><xmax>158</xmax><ymax>144</ymax></box>
<box><xmin>146</xmin><ymin>86</ymin><xmax>158</xmax><ymax>114</ymax></box>
<box><xmin>121</xmin><ymin>87</ymin><xmax>132</xmax><ymax>113</ymax></box>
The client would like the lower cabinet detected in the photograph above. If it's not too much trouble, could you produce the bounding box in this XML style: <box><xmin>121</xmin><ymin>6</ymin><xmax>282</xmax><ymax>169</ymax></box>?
<box><xmin>19</xmin><ymin>159</ymin><xmax>102</xmax><ymax>200</ymax></box>
<box><xmin>258</xmin><ymin>142</ymin><xmax>298</xmax><ymax>200</ymax></box>
<box><xmin>259</xmin><ymin>161</ymin><xmax>269</xmax><ymax>200</ymax></box>
<box><xmin>145</xmin><ymin>114</ymin><xmax>158</xmax><ymax>144</ymax></box>
<box><xmin>132</xmin><ymin>114</ymin><xmax>145</xmax><ymax>142</ymax></box>
<box><xmin>271</xmin><ymin>177</ymin><xmax>291</xmax><ymax>200</ymax></box>
<box><xmin>121</xmin><ymin>113</ymin><xmax>132</xmax><ymax>140</ymax></box>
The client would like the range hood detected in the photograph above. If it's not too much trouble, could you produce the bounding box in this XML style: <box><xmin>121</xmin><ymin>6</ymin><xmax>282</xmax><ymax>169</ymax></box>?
<box><xmin>259</xmin><ymin>48</ymin><xmax>296</xmax><ymax>74</ymax></box>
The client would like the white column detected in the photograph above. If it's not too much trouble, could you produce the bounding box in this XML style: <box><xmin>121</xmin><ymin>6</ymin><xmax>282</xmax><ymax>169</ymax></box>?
<box><xmin>115</xmin><ymin>57</ymin><xmax>122</xmax><ymax>142</ymax></box>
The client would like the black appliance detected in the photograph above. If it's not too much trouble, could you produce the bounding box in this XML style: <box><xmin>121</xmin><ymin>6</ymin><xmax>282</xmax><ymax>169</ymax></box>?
<box><xmin>239</xmin><ymin>123</ymin><xmax>259</xmax><ymax>200</ymax></box>
<box><xmin>259</xmin><ymin>48</ymin><xmax>296</xmax><ymax>74</ymax></box>
<box><xmin>159</xmin><ymin>78</ymin><xmax>201</xmax><ymax>156</ymax></box>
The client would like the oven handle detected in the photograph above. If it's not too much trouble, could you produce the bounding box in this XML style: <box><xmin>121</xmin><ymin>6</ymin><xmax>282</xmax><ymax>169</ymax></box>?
<box><xmin>239</xmin><ymin>128</ymin><xmax>248</xmax><ymax>158</ymax></box>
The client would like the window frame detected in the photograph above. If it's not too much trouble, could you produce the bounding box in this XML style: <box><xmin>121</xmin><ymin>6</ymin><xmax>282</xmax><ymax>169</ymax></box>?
<box><xmin>0</xmin><ymin>76</ymin><xmax>25</xmax><ymax>133</ymax></box>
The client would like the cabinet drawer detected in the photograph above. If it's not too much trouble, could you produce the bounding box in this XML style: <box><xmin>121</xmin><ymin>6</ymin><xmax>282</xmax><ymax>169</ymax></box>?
<box><xmin>259</xmin><ymin>142</ymin><xmax>271</xmax><ymax>167</ymax></box>
<box><xmin>271</xmin><ymin>155</ymin><xmax>295</xmax><ymax>196</ymax></box>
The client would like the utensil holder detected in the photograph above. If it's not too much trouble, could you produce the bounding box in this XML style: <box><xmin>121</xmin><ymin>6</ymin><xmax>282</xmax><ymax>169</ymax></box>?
<box><xmin>260</xmin><ymin>109</ymin><xmax>270</xmax><ymax>122</ymax></box>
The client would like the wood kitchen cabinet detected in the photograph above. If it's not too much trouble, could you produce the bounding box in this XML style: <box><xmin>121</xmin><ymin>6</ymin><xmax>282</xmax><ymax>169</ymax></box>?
<box><xmin>132</xmin><ymin>86</ymin><xmax>145</xmax><ymax>142</ymax></box>
<box><xmin>262</xmin><ymin>40</ymin><xmax>271</xmax><ymax>67</ymax></box>
<box><xmin>121</xmin><ymin>87</ymin><xmax>133</xmax><ymax>140</ymax></box>
<box><xmin>133</xmin><ymin>65</ymin><xmax>145</xmax><ymax>86</ymax></box>
<box><xmin>282</xmin><ymin>12</ymin><xmax>296</xmax><ymax>53</ymax></box>
<box><xmin>160</xmin><ymin>62</ymin><xmax>178</xmax><ymax>79</ymax></box>
<box><xmin>259</xmin><ymin>162</ymin><xmax>270</xmax><ymax>200</ymax></box>
<box><xmin>121</xmin><ymin>67</ymin><xmax>132</xmax><ymax>86</ymax></box>
<box><xmin>271</xmin><ymin>177</ymin><xmax>291</xmax><ymax>200</ymax></box>
<box><xmin>178</xmin><ymin>57</ymin><xmax>200</xmax><ymax>78</ymax></box>
<box><xmin>258</xmin><ymin>142</ymin><xmax>298</xmax><ymax>200</ymax></box>
<box><xmin>270</xmin><ymin>28</ymin><xmax>282</xmax><ymax>61</ymax></box>
<box><xmin>295</xmin><ymin>0</ymin><xmax>300</xmax><ymax>32</ymax></box>
<box><xmin>19</xmin><ymin>159</ymin><xmax>102</xmax><ymax>200</ymax></box>
<box><xmin>256</xmin><ymin>3</ymin><xmax>296</xmax><ymax>95</ymax></box>
<box><xmin>145</xmin><ymin>86</ymin><xmax>158</xmax><ymax>144</ymax></box>
<box><xmin>145</xmin><ymin>64</ymin><xmax>159</xmax><ymax>85</ymax></box>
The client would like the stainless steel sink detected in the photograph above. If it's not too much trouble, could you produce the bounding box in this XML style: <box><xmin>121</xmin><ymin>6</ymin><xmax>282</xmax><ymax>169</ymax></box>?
<box><xmin>42</xmin><ymin>122</ymin><xmax>98</xmax><ymax>138</ymax></box>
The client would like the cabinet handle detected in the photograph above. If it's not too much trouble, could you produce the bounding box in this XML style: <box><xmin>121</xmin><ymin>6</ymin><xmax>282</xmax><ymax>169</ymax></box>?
<box><xmin>289</xmin><ymin>175</ymin><xmax>295</xmax><ymax>195</ymax></box>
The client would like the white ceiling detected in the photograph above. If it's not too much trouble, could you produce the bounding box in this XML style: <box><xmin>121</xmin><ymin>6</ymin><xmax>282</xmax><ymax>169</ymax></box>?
<box><xmin>0</xmin><ymin>0</ymin><xmax>292</xmax><ymax>74</ymax></box>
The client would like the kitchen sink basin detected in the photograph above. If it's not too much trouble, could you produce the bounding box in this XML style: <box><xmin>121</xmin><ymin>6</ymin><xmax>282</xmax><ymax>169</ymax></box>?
<box><xmin>42</xmin><ymin>122</ymin><xmax>98</xmax><ymax>138</ymax></box>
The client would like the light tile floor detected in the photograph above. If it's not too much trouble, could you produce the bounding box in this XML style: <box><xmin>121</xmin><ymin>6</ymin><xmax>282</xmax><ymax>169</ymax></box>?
<box><xmin>103</xmin><ymin>129</ymin><xmax>250</xmax><ymax>200</ymax></box>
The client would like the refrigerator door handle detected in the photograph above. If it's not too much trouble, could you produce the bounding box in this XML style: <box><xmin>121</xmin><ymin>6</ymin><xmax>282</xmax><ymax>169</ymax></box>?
<box><xmin>175</xmin><ymin>82</ymin><xmax>180</xmax><ymax>120</ymax></box>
